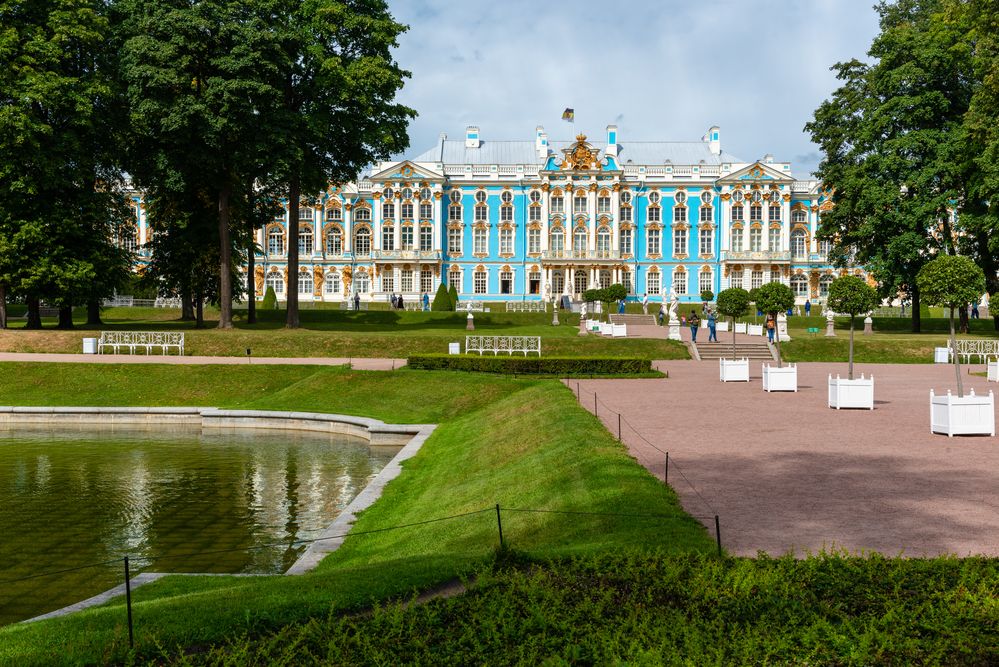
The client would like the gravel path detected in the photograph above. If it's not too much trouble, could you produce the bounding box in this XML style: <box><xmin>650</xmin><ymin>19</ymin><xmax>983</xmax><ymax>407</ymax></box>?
<box><xmin>573</xmin><ymin>361</ymin><xmax>999</xmax><ymax>557</ymax></box>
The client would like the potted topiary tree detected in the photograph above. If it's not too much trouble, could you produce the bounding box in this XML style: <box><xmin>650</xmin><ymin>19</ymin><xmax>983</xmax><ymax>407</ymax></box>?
<box><xmin>715</xmin><ymin>287</ymin><xmax>751</xmax><ymax>382</ymax></box>
<box><xmin>754</xmin><ymin>281</ymin><xmax>798</xmax><ymax>391</ymax></box>
<box><xmin>606</xmin><ymin>283</ymin><xmax>628</xmax><ymax>336</ymax></box>
<box><xmin>431</xmin><ymin>283</ymin><xmax>452</xmax><ymax>312</ymax></box>
<box><xmin>917</xmin><ymin>255</ymin><xmax>993</xmax><ymax>436</ymax></box>
<box><xmin>826</xmin><ymin>275</ymin><xmax>878</xmax><ymax>409</ymax></box>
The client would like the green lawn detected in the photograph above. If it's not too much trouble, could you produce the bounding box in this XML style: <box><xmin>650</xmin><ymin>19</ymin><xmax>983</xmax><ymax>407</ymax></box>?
<box><xmin>0</xmin><ymin>364</ymin><xmax>710</xmax><ymax>665</ymax></box>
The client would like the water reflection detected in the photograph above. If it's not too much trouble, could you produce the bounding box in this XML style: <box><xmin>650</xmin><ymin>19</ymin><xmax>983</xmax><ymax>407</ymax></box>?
<box><xmin>0</xmin><ymin>426</ymin><xmax>397</xmax><ymax>625</ymax></box>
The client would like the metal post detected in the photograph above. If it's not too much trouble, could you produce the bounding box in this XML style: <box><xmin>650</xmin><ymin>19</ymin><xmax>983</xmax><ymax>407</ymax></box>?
<box><xmin>124</xmin><ymin>556</ymin><xmax>134</xmax><ymax>649</ymax></box>
<box><xmin>593</xmin><ymin>393</ymin><xmax>597</xmax><ymax>414</ymax></box>
<box><xmin>495</xmin><ymin>503</ymin><xmax>505</xmax><ymax>549</ymax></box>
<box><xmin>617</xmin><ymin>413</ymin><xmax>621</xmax><ymax>441</ymax></box>
<box><xmin>576</xmin><ymin>382</ymin><xmax>580</xmax><ymax>400</ymax></box>
<box><xmin>714</xmin><ymin>515</ymin><xmax>722</xmax><ymax>557</ymax></box>
<box><xmin>665</xmin><ymin>452</ymin><xmax>669</xmax><ymax>484</ymax></box>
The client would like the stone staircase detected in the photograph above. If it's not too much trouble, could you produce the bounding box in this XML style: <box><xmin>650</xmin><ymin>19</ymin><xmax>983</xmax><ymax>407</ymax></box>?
<box><xmin>609</xmin><ymin>313</ymin><xmax>658</xmax><ymax>326</ymax></box>
<box><xmin>694</xmin><ymin>339</ymin><xmax>776</xmax><ymax>361</ymax></box>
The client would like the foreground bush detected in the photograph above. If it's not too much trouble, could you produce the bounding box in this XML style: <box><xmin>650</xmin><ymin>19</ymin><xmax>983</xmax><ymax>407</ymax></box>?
<box><xmin>408</xmin><ymin>355</ymin><xmax>653</xmax><ymax>375</ymax></box>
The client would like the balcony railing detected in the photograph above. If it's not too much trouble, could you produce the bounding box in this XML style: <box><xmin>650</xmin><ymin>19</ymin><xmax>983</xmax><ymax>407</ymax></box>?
<box><xmin>371</xmin><ymin>249</ymin><xmax>441</xmax><ymax>261</ymax></box>
<box><xmin>541</xmin><ymin>249</ymin><xmax>621</xmax><ymax>260</ymax></box>
<box><xmin>722</xmin><ymin>250</ymin><xmax>792</xmax><ymax>262</ymax></box>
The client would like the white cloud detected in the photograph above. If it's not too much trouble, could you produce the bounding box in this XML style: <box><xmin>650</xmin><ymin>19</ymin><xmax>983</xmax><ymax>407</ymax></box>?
<box><xmin>388</xmin><ymin>0</ymin><xmax>880</xmax><ymax>177</ymax></box>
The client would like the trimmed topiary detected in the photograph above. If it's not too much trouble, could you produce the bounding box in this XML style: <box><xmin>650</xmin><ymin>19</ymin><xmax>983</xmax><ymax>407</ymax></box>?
<box><xmin>262</xmin><ymin>286</ymin><xmax>277</xmax><ymax>310</ymax></box>
<box><xmin>432</xmin><ymin>283</ymin><xmax>453</xmax><ymax>311</ymax></box>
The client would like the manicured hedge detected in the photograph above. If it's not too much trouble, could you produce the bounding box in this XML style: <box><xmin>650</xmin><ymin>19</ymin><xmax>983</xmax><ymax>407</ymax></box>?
<box><xmin>407</xmin><ymin>355</ymin><xmax>652</xmax><ymax>375</ymax></box>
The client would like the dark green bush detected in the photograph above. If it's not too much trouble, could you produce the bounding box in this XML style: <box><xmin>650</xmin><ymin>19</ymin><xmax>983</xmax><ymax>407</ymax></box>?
<box><xmin>431</xmin><ymin>283</ymin><xmax>453</xmax><ymax>311</ymax></box>
<box><xmin>261</xmin><ymin>286</ymin><xmax>277</xmax><ymax>310</ymax></box>
<box><xmin>408</xmin><ymin>355</ymin><xmax>652</xmax><ymax>375</ymax></box>
<box><xmin>448</xmin><ymin>284</ymin><xmax>459</xmax><ymax>309</ymax></box>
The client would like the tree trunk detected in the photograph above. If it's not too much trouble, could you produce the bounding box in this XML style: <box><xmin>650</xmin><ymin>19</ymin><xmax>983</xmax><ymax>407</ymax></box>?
<box><xmin>25</xmin><ymin>296</ymin><xmax>41</xmax><ymax>330</ymax></box>
<box><xmin>848</xmin><ymin>317</ymin><xmax>855</xmax><ymax>380</ymax></box>
<box><xmin>196</xmin><ymin>287</ymin><xmax>204</xmax><ymax>329</ymax></box>
<box><xmin>247</xmin><ymin>222</ymin><xmax>257</xmax><ymax>325</ymax></box>
<box><xmin>0</xmin><ymin>283</ymin><xmax>7</xmax><ymax>329</ymax></box>
<box><xmin>286</xmin><ymin>176</ymin><xmax>301</xmax><ymax>329</ymax></box>
<box><xmin>731</xmin><ymin>316</ymin><xmax>737</xmax><ymax>360</ymax></box>
<box><xmin>951</xmin><ymin>306</ymin><xmax>964</xmax><ymax>398</ymax></box>
<box><xmin>86</xmin><ymin>298</ymin><xmax>102</xmax><ymax>326</ymax></box>
<box><xmin>958</xmin><ymin>305</ymin><xmax>969</xmax><ymax>334</ymax></box>
<box><xmin>57</xmin><ymin>305</ymin><xmax>73</xmax><ymax>329</ymax></box>
<box><xmin>218</xmin><ymin>184</ymin><xmax>233</xmax><ymax>329</ymax></box>
<box><xmin>910</xmin><ymin>287</ymin><xmax>921</xmax><ymax>333</ymax></box>
<box><xmin>181</xmin><ymin>290</ymin><xmax>194</xmax><ymax>321</ymax></box>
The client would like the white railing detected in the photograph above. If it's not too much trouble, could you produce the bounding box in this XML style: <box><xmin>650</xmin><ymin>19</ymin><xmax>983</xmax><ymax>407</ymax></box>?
<box><xmin>700</xmin><ymin>166</ymin><xmax>720</xmax><ymax>176</ymax></box>
<box><xmin>97</xmin><ymin>331</ymin><xmax>184</xmax><ymax>355</ymax></box>
<box><xmin>954</xmin><ymin>339</ymin><xmax>999</xmax><ymax>364</ymax></box>
<box><xmin>443</xmin><ymin>166</ymin><xmax>465</xmax><ymax>175</ymax></box>
<box><xmin>472</xmin><ymin>166</ymin><xmax>490</xmax><ymax>175</ymax></box>
<box><xmin>523</xmin><ymin>165</ymin><xmax>540</xmax><ymax>177</ymax></box>
<box><xmin>498</xmin><ymin>165</ymin><xmax>517</xmax><ymax>175</ymax></box>
<box><xmin>465</xmin><ymin>335</ymin><xmax>541</xmax><ymax>356</ymax></box>
<box><xmin>102</xmin><ymin>296</ymin><xmax>134</xmax><ymax>307</ymax></box>
<box><xmin>154</xmin><ymin>297</ymin><xmax>182</xmax><ymax>308</ymax></box>
<box><xmin>461</xmin><ymin>300</ymin><xmax>485</xmax><ymax>312</ymax></box>
<box><xmin>646</xmin><ymin>166</ymin><xmax>667</xmax><ymax>176</ymax></box>
<box><xmin>339</xmin><ymin>300</ymin><xmax>369</xmax><ymax>310</ymax></box>
<box><xmin>723</xmin><ymin>250</ymin><xmax>793</xmax><ymax>261</ymax></box>
<box><xmin>541</xmin><ymin>250</ymin><xmax>621</xmax><ymax>260</ymax></box>
<box><xmin>504</xmin><ymin>301</ymin><xmax>547</xmax><ymax>313</ymax></box>
<box><xmin>356</xmin><ymin>181</ymin><xmax>373</xmax><ymax>193</ymax></box>
<box><xmin>673</xmin><ymin>166</ymin><xmax>693</xmax><ymax>176</ymax></box>
<box><xmin>371</xmin><ymin>250</ymin><xmax>441</xmax><ymax>261</ymax></box>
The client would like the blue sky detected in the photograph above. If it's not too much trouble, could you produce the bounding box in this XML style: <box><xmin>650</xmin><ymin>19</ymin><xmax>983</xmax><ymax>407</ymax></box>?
<box><xmin>387</xmin><ymin>0</ymin><xmax>881</xmax><ymax>177</ymax></box>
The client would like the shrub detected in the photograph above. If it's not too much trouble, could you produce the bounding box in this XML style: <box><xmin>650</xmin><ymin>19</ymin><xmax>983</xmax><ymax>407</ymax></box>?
<box><xmin>261</xmin><ymin>286</ymin><xmax>277</xmax><ymax>310</ymax></box>
<box><xmin>448</xmin><ymin>284</ymin><xmax>459</xmax><ymax>309</ymax></box>
<box><xmin>407</xmin><ymin>355</ymin><xmax>653</xmax><ymax>376</ymax></box>
<box><xmin>431</xmin><ymin>283</ymin><xmax>453</xmax><ymax>311</ymax></box>
<box><xmin>700</xmin><ymin>289</ymin><xmax>714</xmax><ymax>302</ymax></box>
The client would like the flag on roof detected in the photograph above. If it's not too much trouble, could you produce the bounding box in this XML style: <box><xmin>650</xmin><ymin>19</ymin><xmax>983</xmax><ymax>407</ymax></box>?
<box><xmin>561</xmin><ymin>108</ymin><xmax>574</xmax><ymax>122</ymax></box>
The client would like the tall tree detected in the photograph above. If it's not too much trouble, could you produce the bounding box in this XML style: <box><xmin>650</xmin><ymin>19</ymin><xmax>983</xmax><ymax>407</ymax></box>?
<box><xmin>272</xmin><ymin>0</ymin><xmax>415</xmax><ymax>328</ymax></box>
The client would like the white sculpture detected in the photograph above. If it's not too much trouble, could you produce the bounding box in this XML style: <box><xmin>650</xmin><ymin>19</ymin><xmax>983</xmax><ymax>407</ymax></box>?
<box><xmin>667</xmin><ymin>291</ymin><xmax>680</xmax><ymax>323</ymax></box>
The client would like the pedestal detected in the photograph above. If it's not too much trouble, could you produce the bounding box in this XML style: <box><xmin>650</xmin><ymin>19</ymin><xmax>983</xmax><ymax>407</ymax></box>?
<box><xmin>777</xmin><ymin>313</ymin><xmax>791</xmax><ymax>342</ymax></box>
<box><xmin>825</xmin><ymin>317</ymin><xmax>836</xmax><ymax>337</ymax></box>
<box><xmin>466</xmin><ymin>312</ymin><xmax>474</xmax><ymax>331</ymax></box>
<box><xmin>863</xmin><ymin>316</ymin><xmax>873</xmax><ymax>336</ymax></box>
<box><xmin>667</xmin><ymin>319</ymin><xmax>681</xmax><ymax>341</ymax></box>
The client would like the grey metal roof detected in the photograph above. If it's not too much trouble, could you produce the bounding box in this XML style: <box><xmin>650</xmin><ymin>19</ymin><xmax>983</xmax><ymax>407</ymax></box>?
<box><xmin>410</xmin><ymin>139</ymin><xmax>744</xmax><ymax>166</ymax></box>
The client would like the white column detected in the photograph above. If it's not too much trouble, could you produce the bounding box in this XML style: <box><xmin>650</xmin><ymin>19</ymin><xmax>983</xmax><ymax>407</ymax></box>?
<box><xmin>373</xmin><ymin>196</ymin><xmax>383</xmax><ymax>250</ymax></box>
<box><xmin>343</xmin><ymin>205</ymin><xmax>352</xmax><ymax>253</ymax></box>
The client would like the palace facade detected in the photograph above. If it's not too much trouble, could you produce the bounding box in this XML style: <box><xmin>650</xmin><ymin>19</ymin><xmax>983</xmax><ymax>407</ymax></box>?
<box><xmin>128</xmin><ymin>124</ymin><xmax>866</xmax><ymax>304</ymax></box>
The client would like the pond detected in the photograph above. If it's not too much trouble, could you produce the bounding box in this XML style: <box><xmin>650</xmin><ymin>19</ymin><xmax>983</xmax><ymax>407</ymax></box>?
<box><xmin>0</xmin><ymin>426</ymin><xmax>398</xmax><ymax>625</ymax></box>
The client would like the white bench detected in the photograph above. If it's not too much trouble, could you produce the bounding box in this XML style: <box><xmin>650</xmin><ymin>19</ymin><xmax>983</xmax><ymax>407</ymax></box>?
<box><xmin>462</xmin><ymin>301</ymin><xmax>485</xmax><ymax>312</ymax></box>
<box><xmin>465</xmin><ymin>335</ymin><xmax>541</xmax><ymax>356</ymax></box>
<box><xmin>97</xmin><ymin>331</ymin><xmax>184</xmax><ymax>355</ymax></box>
<box><xmin>954</xmin><ymin>339</ymin><xmax>999</xmax><ymax>364</ymax></box>
<box><xmin>504</xmin><ymin>301</ymin><xmax>546</xmax><ymax>313</ymax></box>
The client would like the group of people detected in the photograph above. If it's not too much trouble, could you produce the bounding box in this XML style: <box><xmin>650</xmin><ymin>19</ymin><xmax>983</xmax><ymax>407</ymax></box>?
<box><xmin>389</xmin><ymin>292</ymin><xmax>433</xmax><ymax>311</ymax></box>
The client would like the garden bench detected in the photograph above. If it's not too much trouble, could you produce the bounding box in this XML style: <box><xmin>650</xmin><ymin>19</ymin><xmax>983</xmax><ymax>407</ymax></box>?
<box><xmin>97</xmin><ymin>331</ymin><xmax>184</xmax><ymax>355</ymax></box>
<box><xmin>504</xmin><ymin>301</ymin><xmax>546</xmax><ymax>313</ymax></box>
<box><xmin>954</xmin><ymin>339</ymin><xmax>999</xmax><ymax>364</ymax></box>
<box><xmin>807</xmin><ymin>327</ymin><xmax>820</xmax><ymax>335</ymax></box>
<box><xmin>464</xmin><ymin>335</ymin><xmax>541</xmax><ymax>356</ymax></box>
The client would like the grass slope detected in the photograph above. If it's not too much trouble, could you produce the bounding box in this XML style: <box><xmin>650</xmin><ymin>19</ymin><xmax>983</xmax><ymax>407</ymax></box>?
<box><xmin>0</xmin><ymin>369</ymin><xmax>710</xmax><ymax>665</ymax></box>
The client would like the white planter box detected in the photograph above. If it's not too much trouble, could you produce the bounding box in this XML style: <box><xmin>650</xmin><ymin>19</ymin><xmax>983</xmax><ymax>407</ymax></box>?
<box><xmin>828</xmin><ymin>374</ymin><xmax>875</xmax><ymax>409</ymax></box>
<box><xmin>987</xmin><ymin>358</ymin><xmax>998</xmax><ymax>382</ymax></box>
<box><xmin>599</xmin><ymin>322</ymin><xmax>612</xmax><ymax>336</ymax></box>
<box><xmin>82</xmin><ymin>337</ymin><xmax>97</xmax><ymax>354</ymax></box>
<box><xmin>762</xmin><ymin>363</ymin><xmax>798</xmax><ymax>392</ymax></box>
<box><xmin>934</xmin><ymin>347</ymin><xmax>951</xmax><ymax>364</ymax></box>
<box><xmin>930</xmin><ymin>390</ymin><xmax>995</xmax><ymax>437</ymax></box>
<box><xmin>734</xmin><ymin>322</ymin><xmax>748</xmax><ymax>334</ymax></box>
<box><xmin>612</xmin><ymin>323</ymin><xmax>627</xmax><ymax>338</ymax></box>
<box><xmin>720</xmin><ymin>358</ymin><xmax>750</xmax><ymax>382</ymax></box>
<box><xmin>747</xmin><ymin>324</ymin><xmax>764</xmax><ymax>336</ymax></box>
<box><xmin>716</xmin><ymin>321</ymin><xmax>730</xmax><ymax>332</ymax></box>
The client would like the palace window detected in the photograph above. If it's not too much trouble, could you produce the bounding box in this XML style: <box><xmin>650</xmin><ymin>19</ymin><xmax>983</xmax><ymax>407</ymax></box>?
<box><xmin>474</xmin><ymin>269</ymin><xmax>487</xmax><ymax>294</ymax></box>
<box><xmin>500</xmin><ymin>204</ymin><xmax>513</xmax><ymax>222</ymax></box>
<box><xmin>299</xmin><ymin>226</ymin><xmax>314</xmax><ymax>256</ymax></box>
<box><xmin>500</xmin><ymin>270</ymin><xmax>513</xmax><ymax>295</ymax></box>
<box><xmin>551</xmin><ymin>191</ymin><xmax>564</xmax><ymax>213</ymax></box>
<box><xmin>597</xmin><ymin>192</ymin><xmax>611</xmax><ymax>213</ymax></box>
<box><xmin>401</xmin><ymin>202</ymin><xmax>414</xmax><ymax>219</ymax></box>
<box><xmin>770</xmin><ymin>190</ymin><xmax>781</xmax><ymax>204</ymax></box>
<box><xmin>500</xmin><ymin>227</ymin><xmax>514</xmax><ymax>255</ymax></box>
<box><xmin>819</xmin><ymin>274</ymin><xmax>834</xmax><ymax>297</ymax></box>
<box><xmin>673</xmin><ymin>228</ymin><xmax>687</xmax><ymax>256</ymax></box>
<box><xmin>266</xmin><ymin>272</ymin><xmax>284</xmax><ymax>295</ymax></box>
<box><xmin>328</xmin><ymin>205</ymin><xmax>342</xmax><ymax>221</ymax></box>
<box><xmin>448</xmin><ymin>227</ymin><xmax>462</xmax><ymax>254</ymax></box>
<box><xmin>730</xmin><ymin>227</ymin><xmax>744</xmax><ymax>252</ymax></box>
<box><xmin>647</xmin><ymin>270</ymin><xmax>661</xmax><ymax>296</ymax></box>
<box><xmin>382</xmin><ymin>186</ymin><xmax>393</xmax><ymax>199</ymax></box>
<box><xmin>574</xmin><ymin>269</ymin><xmax>588</xmax><ymax>295</ymax></box>
<box><xmin>382</xmin><ymin>272</ymin><xmax>395</xmax><ymax>293</ymax></box>
<box><xmin>121</xmin><ymin>225</ymin><xmax>139</xmax><ymax>252</ymax></box>
<box><xmin>731</xmin><ymin>205</ymin><xmax>743</xmax><ymax>222</ymax></box>
<box><xmin>699</xmin><ymin>204</ymin><xmax>712</xmax><ymax>223</ymax></box>
<box><xmin>268</xmin><ymin>227</ymin><xmax>284</xmax><ymax>256</ymax></box>
<box><xmin>473</xmin><ymin>227</ymin><xmax>488</xmax><ymax>254</ymax></box>
<box><xmin>620</xmin><ymin>205</ymin><xmax>632</xmax><ymax>222</ymax></box>
<box><xmin>324</xmin><ymin>271</ymin><xmax>340</xmax><ymax>295</ymax></box>
<box><xmin>673</xmin><ymin>269</ymin><xmax>687</xmax><ymax>296</ymax></box>
<box><xmin>673</xmin><ymin>207</ymin><xmax>687</xmax><ymax>224</ymax></box>
<box><xmin>474</xmin><ymin>203</ymin><xmax>488</xmax><ymax>222</ymax></box>
<box><xmin>529</xmin><ymin>190</ymin><xmax>541</xmax><ymax>204</ymax></box>
<box><xmin>819</xmin><ymin>239</ymin><xmax>831</xmax><ymax>258</ymax></box>
<box><xmin>699</xmin><ymin>268</ymin><xmax>712</xmax><ymax>295</ymax></box>
<box><xmin>420</xmin><ymin>225</ymin><xmax>433</xmax><ymax>252</ymax></box>
<box><xmin>730</xmin><ymin>271</ymin><xmax>743</xmax><ymax>290</ymax></box>
<box><xmin>528</xmin><ymin>227</ymin><xmax>541</xmax><ymax>254</ymax></box>
<box><xmin>421</xmin><ymin>268</ymin><xmax>433</xmax><ymax>293</ymax></box>
<box><xmin>751</xmin><ymin>270</ymin><xmax>764</xmax><ymax>290</ymax></box>
<box><xmin>354</xmin><ymin>271</ymin><xmax>370</xmax><ymax>293</ymax></box>
<box><xmin>769</xmin><ymin>227</ymin><xmax>781</xmax><ymax>251</ymax></box>
<box><xmin>699</xmin><ymin>228</ymin><xmax>713</xmax><ymax>256</ymax></box>
<box><xmin>792</xmin><ymin>209</ymin><xmax>807</xmax><ymax>224</ymax></box>
<box><xmin>619</xmin><ymin>228</ymin><xmax>632</xmax><ymax>255</ymax></box>
<box><xmin>674</xmin><ymin>190</ymin><xmax>687</xmax><ymax>205</ymax></box>
<box><xmin>402</xmin><ymin>187</ymin><xmax>413</xmax><ymax>200</ymax></box>
<box><xmin>449</xmin><ymin>267</ymin><xmax>462</xmax><ymax>292</ymax></box>
<box><xmin>596</xmin><ymin>226</ymin><xmax>611</xmax><ymax>256</ymax></box>
<box><xmin>354</xmin><ymin>227</ymin><xmax>371</xmax><ymax>256</ymax></box>
<box><xmin>419</xmin><ymin>202</ymin><xmax>432</xmax><ymax>219</ymax></box>
<box><xmin>550</xmin><ymin>227</ymin><xmax>565</xmax><ymax>253</ymax></box>
<box><xmin>573</xmin><ymin>227</ymin><xmax>587</xmax><ymax>254</ymax></box>
<box><xmin>621</xmin><ymin>191</ymin><xmax>632</xmax><ymax>205</ymax></box>
<box><xmin>791</xmin><ymin>274</ymin><xmax>808</xmax><ymax>297</ymax></box>
<box><xmin>449</xmin><ymin>189</ymin><xmax>462</xmax><ymax>204</ymax></box>
<box><xmin>573</xmin><ymin>191</ymin><xmax>587</xmax><ymax>214</ymax></box>
<box><xmin>791</xmin><ymin>229</ymin><xmax>807</xmax><ymax>258</ymax></box>
<box><xmin>325</xmin><ymin>227</ymin><xmax>343</xmax><ymax>256</ymax></box>
<box><xmin>752</xmin><ymin>191</ymin><xmax>763</xmax><ymax>203</ymax></box>
<box><xmin>382</xmin><ymin>201</ymin><xmax>395</xmax><ymax>220</ymax></box>
<box><xmin>420</xmin><ymin>187</ymin><xmax>432</xmax><ymax>201</ymax></box>
<box><xmin>622</xmin><ymin>269</ymin><xmax>633</xmax><ymax>294</ymax></box>
<box><xmin>382</xmin><ymin>224</ymin><xmax>395</xmax><ymax>251</ymax></box>
<box><xmin>769</xmin><ymin>205</ymin><xmax>781</xmax><ymax>222</ymax></box>
<box><xmin>552</xmin><ymin>269</ymin><xmax>565</xmax><ymax>294</ymax></box>
<box><xmin>598</xmin><ymin>269</ymin><xmax>611</xmax><ymax>289</ymax></box>
<box><xmin>475</xmin><ymin>190</ymin><xmax>487</xmax><ymax>203</ymax></box>
<box><xmin>449</xmin><ymin>203</ymin><xmax>462</xmax><ymax>222</ymax></box>
<box><xmin>529</xmin><ymin>204</ymin><xmax>541</xmax><ymax>222</ymax></box>
<box><xmin>298</xmin><ymin>271</ymin><xmax>312</xmax><ymax>295</ymax></box>
<box><xmin>529</xmin><ymin>270</ymin><xmax>541</xmax><ymax>294</ymax></box>
<box><xmin>401</xmin><ymin>225</ymin><xmax>414</xmax><ymax>250</ymax></box>
<box><xmin>750</xmin><ymin>227</ymin><xmax>762</xmax><ymax>251</ymax></box>
<box><xmin>750</xmin><ymin>205</ymin><xmax>762</xmax><ymax>222</ymax></box>
<box><xmin>648</xmin><ymin>228</ymin><xmax>661</xmax><ymax>256</ymax></box>
<box><xmin>354</xmin><ymin>207</ymin><xmax>371</xmax><ymax>222</ymax></box>
<box><xmin>700</xmin><ymin>191</ymin><xmax>712</xmax><ymax>205</ymax></box>
<box><xmin>299</xmin><ymin>207</ymin><xmax>314</xmax><ymax>221</ymax></box>
<box><xmin>401</xmin><ymin>269</ymin><xmax>413</xmax><ymax>292</ymax></box>
<box><xmin>648</xmin><ymin>205</ymin><xmax>661</xmax><ymax>223</ymax></box>
<box><xmin>501</xmin><ymin>190</ymin><xmax>513</xmax><ymax>205</ymax></box>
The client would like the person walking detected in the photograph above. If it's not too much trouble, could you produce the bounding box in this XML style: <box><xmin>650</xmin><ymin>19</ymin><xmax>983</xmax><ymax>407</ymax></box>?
<box><xmin>707</xmin><ymin>309</ymin><xmax>717</xmax><ymax>342</ymax></box>
<box><xmin>804</xmin><ymin>299</ymin><xmax>812</xmax><ymax>317</ymax></box>
<box><xmin>642</xmin><ymin>292</ymin><xmax>649</xmax><ymax>315</ymax></box>
<box><xmin>398</xmin><ymin>293</ymin><xmax>405</xmax><ymax>310</ymax></box>
<box><xmin>422</xmin><ymin>291</ymin><xmax>430</xmax><ymax>311</ymax></box>
<box><xmin>765</xmin><ymin>313</ymin><xmax>775</xmax><ymax>343</ymax></box>
<box><xmin>689</xmin><ymin>310</ymin><xmax>700</xmax><ymax>342</ymax></box>
<box><xmin>618</xmin><ymin>299</ymin><xmax>625</xmax><ymax>315</ymax></box>
<box><xmin>972</xmin><ymin>302</ymin><xmax>980</xmax><ymax>319</ymax></box>
<box><xmin>658</xmin><ymin>303</ymin><xmax>665</xmax><ymax>326</ymax></box>
<box><xmin>353</xmin><ymin>292</ymin><xmax>360</xmax><ymax>311</ymax></box>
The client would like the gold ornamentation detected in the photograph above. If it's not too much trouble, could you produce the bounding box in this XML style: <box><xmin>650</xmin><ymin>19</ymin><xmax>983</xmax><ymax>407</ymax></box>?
<box><xmin>254</xmin><ymin>266</ymin><xmax>264</xmax><ymax>295</ymax></box>
<box><xmin>720</xmin><ymin>193</ymin><xmax>731</xmax><ymax>201</ymax></box>
<box><xmin>313</xmin><ymin>266</ymin><xmax>323</xmax><ymax>296</ymax></box>
<box><xmin>560</xmin><ymin>134</ymin><xmax>602</xmax><ymax>171</ymax></box>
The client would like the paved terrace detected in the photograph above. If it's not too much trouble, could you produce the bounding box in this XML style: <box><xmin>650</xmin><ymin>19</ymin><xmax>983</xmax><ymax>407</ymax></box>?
<box><xmin>574</xmin><ymin>361</ymin><xmax>999</xmax><ymax>557</ymax></box>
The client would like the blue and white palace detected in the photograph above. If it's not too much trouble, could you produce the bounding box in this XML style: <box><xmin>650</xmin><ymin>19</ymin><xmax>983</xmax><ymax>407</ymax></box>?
<box><xmin>130</xmin><ymin>124</ymin><xmax>867</xmax><ymax>304</ymax></box>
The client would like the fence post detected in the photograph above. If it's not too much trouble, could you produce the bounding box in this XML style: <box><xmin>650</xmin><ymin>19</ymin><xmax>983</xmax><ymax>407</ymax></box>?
<box><xmin>665</xmin><ymin>452</ymin><xmax>669</xmax><ymax>484</ymax></box>
<box><xmin>617</xmin><ymin>413</ymin><xmax>621</xmax><ymax>442</ymax></box>
<box><xmin>593</xmin><ymin>393</ymin><xmax>597</xmax><ymax>415</ymax></box>
<box><xmin>124</xmin><ymin>556</ymin><xmax>134</xmax><ymax>650</ymax></box>
<box><xmin>576</xmin><ymin>382</ymin><xmax>580</xmax><ymax>400</ymax></box>
<box><xmin>714</xmin><ymin>515</ymin><xmax>722</xmax><ymax>557</ymax></box>
<box><xmin>495</xmin><ymin>503</ymin><xmax>505</xmax><ymax>550</ymax></box>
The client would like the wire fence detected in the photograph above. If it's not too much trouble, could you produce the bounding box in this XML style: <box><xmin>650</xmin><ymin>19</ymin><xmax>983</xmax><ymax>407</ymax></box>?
<box><xmin>2</xmin><ymin>501</ymin><xmax>722</xmax><ymax>649</ymax></box>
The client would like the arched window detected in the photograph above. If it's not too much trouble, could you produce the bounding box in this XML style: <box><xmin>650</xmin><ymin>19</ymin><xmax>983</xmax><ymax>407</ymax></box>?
<box><xmin>673</xmin><ymin>269</ymin><xmax>687</xmax><ymax>295</ymax></box>
<box><xmin>354</xmin><ymin>227</ymin><xmax>371</xmax><ymax>256</ymax></box>
<box><xmin>598</xmin><ymin>269</ymin><xmax>611</xmax><ymax>289</ymax></box>
<box><xmin>354</xmin><ymin>207</ymin><xmax>371</xmax><ymax>222</ymax></box>
<box><xmin>574</xmin><ymin>269</ymin><xmax>588</xmax><ymax>295</ymax></box>
<box><xmin>791</xmin><ymin>209</ymin><xmax>807</xmax><ymax>224</ymax></box>
<box><xmin>791</xmin><ymin>229</ymin><xmax>807</xmax><ymax>258</ymax></box>
<box><xmin>573</xmin><ymin>226</ymin><xmax>587</xmax><ymax>255</ymax></box>
<box><xmin>325</xmin><ymin>226</ymin><xmax>343</xmax><ymax>256</ymax></box>
<box><xmin>298</xmin><ymin>270</ymin><xmax>312</xmax><ymax>295</ymax></box>
<box><xmin>324</xmin><ymin>271</ymin><xmax>341</xmax><ymax>295</ymax></box>
<box><xmin>550</xmin><ymin>226</ymin><xmax>565</xmax><ymax>254</ymax></box>
<box><xmin>790</xmin><ymin>274</ymin><xmax>808</xmax><ymax>297</ymax></box>
<box><xmin>268</xmin><ymin>227</ymin><xmax>284</xmax><ymax>256</ymax></box>
<box><xmin>819</xmin><ymin>274</ymin><xmax>834</xmax><ymax>297</ymax></box>
<box><xmin>596</xmin><ymin>226</ymin><xmax>611</xmax><ymax>256</ymax></box>
<box><xmin>354</xmin><ymin>270</ymin><xmax>370</xmax><ymax>294</ymax></box>
<box><xmin>265</xmin><ymin>271</ymin><xmax>284</xmax><ymax>295</ymax></box>
<box><xmin>299</xmin><ymin>225</ymin><xmax>313</xmax><ymax>256</ymax></box>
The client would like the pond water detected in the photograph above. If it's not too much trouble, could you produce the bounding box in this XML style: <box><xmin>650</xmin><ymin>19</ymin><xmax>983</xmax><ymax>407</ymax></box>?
<box><xmin>0</xmin><ymin>426</ymin><xmax>398</xmax><ymax>625</ymax></box>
